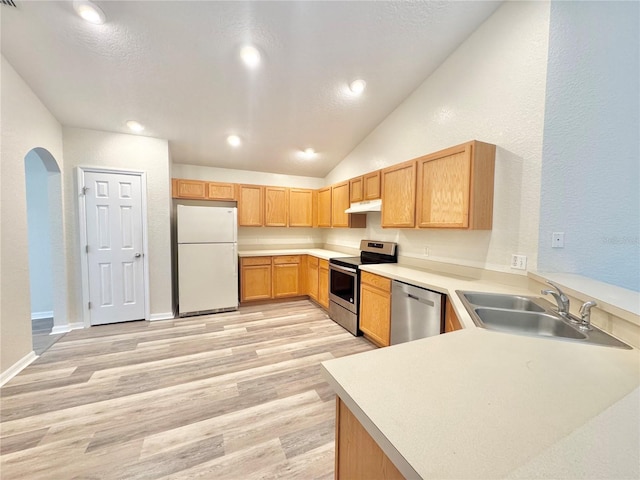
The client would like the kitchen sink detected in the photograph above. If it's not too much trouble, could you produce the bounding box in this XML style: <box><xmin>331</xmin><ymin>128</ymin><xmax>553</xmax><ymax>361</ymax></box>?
<box><xmin>461</xmin><ymin>292</ymin><xmax>545</xmax><ymax>312</ymax></box>
<box><xmin>474</xmin><ymin>308</ymin><xmax>586</xmax><ymax>340</ymax></box>
<box><xmin>457</xmin><ymin>291</ymin><xmax>632</xmax><ymax>349</ymax></box>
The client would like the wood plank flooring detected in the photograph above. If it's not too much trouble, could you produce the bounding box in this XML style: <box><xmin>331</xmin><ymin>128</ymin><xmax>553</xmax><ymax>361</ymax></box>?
<box><xmin>0</xmin><ymin>300</ymin><xmax>375</xmax><ymax>479</ymax></box>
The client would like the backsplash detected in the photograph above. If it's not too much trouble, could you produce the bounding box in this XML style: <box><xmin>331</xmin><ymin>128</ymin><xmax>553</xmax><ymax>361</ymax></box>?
<box><xmin>239</xmin><ymin>227</ymin><xmax>323</xmax><ymax>250</ymax></box>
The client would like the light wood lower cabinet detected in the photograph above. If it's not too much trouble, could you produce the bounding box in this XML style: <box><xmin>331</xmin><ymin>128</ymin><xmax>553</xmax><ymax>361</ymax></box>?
<box><xmin>307</xmin><ymin>256</ymin><xmax>319</xmax><ymax>301</ymax></box>
<box><xmin>359</xmin><ymin>272</ymin><xmax>392</xmax><ymax>347</ymax></box>
<box><xmin>335</xmin><ymin>397</ymin><xmax>404</xmax><ymax>480</ymax></box>
<box><xmin>272</xmin><ymin>256</ymin><xmax>301</xmax><ymax>298</ymax></box>
<box><xmin>445</xmin><ymin>297</ymin><xmax>463</xmax><ymax>333</ymax></box>
<box><xmin>318</xmin><ymin>259</ymin><xmax>329</xmax><ymax>309</ymax></box>
<box><xmin>240</xmin><ymin>257</ymin><xmax>272</xmax><ymax>301</ymax></box>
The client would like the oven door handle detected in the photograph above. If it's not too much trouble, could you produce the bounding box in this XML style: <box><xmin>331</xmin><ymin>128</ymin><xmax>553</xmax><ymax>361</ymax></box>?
<box><xmin>330</xmin><ymin>263</ymin><xmax>357</xmax><ymax>275</ymax></box>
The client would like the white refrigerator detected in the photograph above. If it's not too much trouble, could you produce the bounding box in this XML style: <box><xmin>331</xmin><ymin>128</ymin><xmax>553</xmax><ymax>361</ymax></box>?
<box><xmin>177</xmin><ymin>205</ymin><xmax>238</xmax><ymax>316</ymax></box>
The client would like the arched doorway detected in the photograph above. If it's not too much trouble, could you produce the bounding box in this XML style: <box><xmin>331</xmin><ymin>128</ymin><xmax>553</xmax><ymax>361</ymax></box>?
<box><xmin>24</xmin><ymin>148</ymin><xmax>66</xmax><ymax>354</ymax></box>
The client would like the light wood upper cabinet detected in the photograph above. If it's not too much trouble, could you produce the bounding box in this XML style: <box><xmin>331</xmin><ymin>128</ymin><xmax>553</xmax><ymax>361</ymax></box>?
<box><xmin>363</xmin><ymin>170</ymin><xmax>381</xmax><ymax>200</ymax></box>
<box><xmin>240</xmin><ymin>257</ymin><xmax>272</xmax><ymax>301</ymax></box>
<box><xmin>238</xmin><ymin>184</ymin><xmax>264</xmax><ymax>226</ymax></box>
<box><xmin>416</xmin><ymin>141</ymin><xmax>495</xmax><ymax>229</ymax></box>
<box><xmin>381</xmin><ymin>160</ymin><xmax>417</xmax><ymax>228</ymax></box>
<box><xmin>318</xmin><ymin>259</ymin><xmax>329</xmax><ymax>309</ymax></box>
<box><xmin>317</xmin><ymin>187</ymin><xmax>332</xmax><ymax>228</ymax></box>
<box><xmin>265</xmin><ymin>187</ymin><xmax>288</xmax><ymax>227</ymax></box>
<box><xmin>206</xmin><ymin>181</ymin><xmax>236</xmax><ymax>201</ymax></box>
<box><xmin>332</xmin><ymin>181</ymin><xmax>351</xmax><ymax>228</ymax></box>
<box><xmin>172</xmin><ymin>179</ymin><xmax>207</xmax><ymax>199</ymax></box>
<box><xmin>349</xmin><ymin>177</ymin><xmax>364</xmax><ymax>203</ymax></box>
<box><xmin>289</xmin><ymin>189</ymin><xmax>314</xmax><ymax>227</ymax></box>
<box><xmin>272</xmin><ymin>255</ymin><xmax>301</xmax><ymax>298</ymax></box>
<box><xmin>359</xmin><ymin>272</ymin><xmax>392</xmax><ymax>347</ymax></box>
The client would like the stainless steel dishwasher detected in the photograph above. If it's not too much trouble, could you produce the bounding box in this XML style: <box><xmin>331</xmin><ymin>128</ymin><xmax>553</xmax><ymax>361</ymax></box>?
<box><xmin>391</xmin><ymin>280</ymin><xmax>444</xmax><ymax>345</ymax></box>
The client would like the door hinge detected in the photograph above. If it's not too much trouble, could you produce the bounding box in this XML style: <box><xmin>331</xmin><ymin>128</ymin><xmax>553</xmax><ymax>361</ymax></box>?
<box><xmin>88</xmin><ymin>302</ymin><xmax>92</xmax><ymax>310</ymax></box>
<box><xmin>85</xmin><ymin>245</ymin><xmax>89</xmax><ymax>253</ymax></box>
<box><xmin>82</xmin><ymin>186</ymin><xmax>89</xmax><ymax>195</ymax></box>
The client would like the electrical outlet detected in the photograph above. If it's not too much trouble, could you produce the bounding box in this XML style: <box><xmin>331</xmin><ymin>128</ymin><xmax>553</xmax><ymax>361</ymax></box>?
<box><xmin>552</xmin><ymin>232</ymin><xmax>564</xmax><ymax>248</ymax></box>
<box><xmin>511</xmin><ymin>254</ymin><xmax>527</xmax><ymax>270</ymax></box>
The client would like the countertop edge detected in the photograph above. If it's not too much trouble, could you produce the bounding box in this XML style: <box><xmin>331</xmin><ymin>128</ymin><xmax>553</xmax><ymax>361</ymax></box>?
<box><xmin>320</xmin><ymin>364</ymin><xmax>421</xmax><ymax>480</ymax></box>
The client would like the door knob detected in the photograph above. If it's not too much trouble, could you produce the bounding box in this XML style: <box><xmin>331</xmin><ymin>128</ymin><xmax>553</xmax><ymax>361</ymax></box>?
<box><xmin>135</xmin><ymin>253</ymin><xmax>142</xmax><ymax>258</ymax></box>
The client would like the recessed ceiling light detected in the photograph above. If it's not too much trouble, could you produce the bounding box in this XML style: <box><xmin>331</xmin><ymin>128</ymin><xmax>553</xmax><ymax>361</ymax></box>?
<box><xmin>349</xmin><ymin>79</ymin><xmax>366</xmax><ymax>95</ymax></box>
<box><xmin>240</xmin><ymin>45</ymin><xmax>261</xmax><ymax>69</ymax></box>
<box><xmin>126</xmin><ymin>120</ymin><xmax>144</xmax><ymax>133</ymax></box>
<box><xmin>227</xmin><ymin>135</ymin><xmax>242</xmax><ymax>147</ymax></box>
<box><xmin>73</xmin><ymin>1</ymin><xmax>106</xmax><ymax>25</ymax></box>
<box><xmin>300</xmin><ymin>148</ymin><xmax>316</xmax><ymax>160</ymax></box>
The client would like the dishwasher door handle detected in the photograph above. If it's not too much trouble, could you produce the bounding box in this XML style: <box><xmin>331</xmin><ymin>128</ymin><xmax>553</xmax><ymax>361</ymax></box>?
<box><xmin>406</xmin><ymin>293</ymin><xmax>435</xmax><ymax>307</ymax></box>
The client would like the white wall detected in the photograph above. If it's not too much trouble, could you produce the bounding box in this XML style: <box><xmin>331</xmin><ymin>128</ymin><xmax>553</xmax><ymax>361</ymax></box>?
<box><xmin>25</xmin><ymin>152</ymin><xmax>54</xmax><ymax>317</ymax></box>
<box><xmin>538</xmin><ymin>1</ymin><xmax>639</xmax><ymax>291</ymax></box>
<box><xmin>324</xmin><ymin>1</ymin><xmax>551</xmax><ymax>273</ymax></box>
<box><xmin>63</xmin><ymin>128</ymin><xmax>174</xmax><ymax>320</ymax></box>
<box><xmin>1</xmin><ymin>55</ymin><xmax>65</xmax><ymax>373</ymax></box>
<box><xmin>172</xmin><ymin>164</ymin><xmax>324</xmax><ymax>189</ymax></box>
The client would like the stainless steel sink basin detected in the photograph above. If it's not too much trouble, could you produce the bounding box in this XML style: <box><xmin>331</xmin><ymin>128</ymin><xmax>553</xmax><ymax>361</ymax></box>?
<box><xmin>462</xmin><ymin>292</ymin><xmax>545</xmax><ymax>312</ymax></box>
<box><xmin>457</xmin><ymin>290</ymin><xmax>632</xmax><ymax>349</ymax></box>
<box><xmin>474</xmin><ymin>308</ymin><xmax>587</xmax><ymax>340</ymax></box>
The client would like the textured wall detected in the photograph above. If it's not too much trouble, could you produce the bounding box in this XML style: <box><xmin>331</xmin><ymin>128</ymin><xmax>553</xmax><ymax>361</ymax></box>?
<box><xmin>323</xmin><ymin>1</ymin><xmax>551</xmax><ymax>273</ymax></box>
<box><xmin>25</xmin><ymin>152</ymin><xmax>54</xmax><ymax>316</ymax></box>
<box><xmin>1</xmin><ymin>56</ymin><xmax>64</xmax><ymax>373</ymax></box>
<box><xmin>538</xmin><ymin>1</ymin><xmax>640</xmax><ymax>291</ymax></box>
<box><xmin>62</xmin><ymin>128</ymin><xmax>174</xmax><ymax>319</ymax></box>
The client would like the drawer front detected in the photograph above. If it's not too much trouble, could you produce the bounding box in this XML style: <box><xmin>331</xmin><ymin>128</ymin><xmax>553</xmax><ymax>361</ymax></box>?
<box><xmin>241</xmin><ymin>256</ymin><xmax>272</xmax><ymax>266</ymax></box>
<box><xmin>273</xmin><ymin>255</ymin><xmax>301</xmax><ymax>265</ymax></box>
<box><xmin>361</xmin><ymin>271</ymin><xmax>391</xmax><ymax>292</ymax></box>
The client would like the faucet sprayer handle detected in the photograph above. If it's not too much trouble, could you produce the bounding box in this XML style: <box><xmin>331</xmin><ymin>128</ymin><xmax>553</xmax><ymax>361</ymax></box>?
<box><xmin>578</xmin><ymin>301</ymin><xmax>597</xmax><ymax>330</ymax></box>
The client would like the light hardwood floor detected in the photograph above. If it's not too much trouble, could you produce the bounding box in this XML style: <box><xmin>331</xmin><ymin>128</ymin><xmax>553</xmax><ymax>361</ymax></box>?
<box><xmin>0</xmin><ymin>300</ymin><xmax>375</xmax><ymax>479</ymax></box>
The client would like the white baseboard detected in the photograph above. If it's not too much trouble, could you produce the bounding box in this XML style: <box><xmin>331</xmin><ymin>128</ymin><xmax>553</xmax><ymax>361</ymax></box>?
<box><xmin>51</xmin><ymin>322</ymin><xmax>84</xmax><ymax>335</ymax></box>
<box><xmin>1</xmin><ymin>351</ymin><xmax>37</xmax><ymax>387</ymax></box>
<box><xmin>31</xmin><ymin>311</ymin><xmax>54</xmax><ymax>320</ymax></box>
<box><xmin>149</xmin><ymin>312</ymin><xmax>175</xmax><ymax>321</ymax></box>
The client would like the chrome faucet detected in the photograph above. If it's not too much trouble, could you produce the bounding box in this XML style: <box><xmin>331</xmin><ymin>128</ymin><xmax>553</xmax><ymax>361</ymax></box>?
<box><xmin>541</xmin><ymin>280</ymin><xmax>570</xmax><ymax>317</ymax></box>
<box><xmin>578</xmin><ymin>301</ymin><xmax>597</xmax><ymax>330</ymax></box>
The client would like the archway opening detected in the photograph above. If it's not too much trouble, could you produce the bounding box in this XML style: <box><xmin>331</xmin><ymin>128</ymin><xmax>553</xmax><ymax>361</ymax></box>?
<box><xmin>24</xmin><ymin>147</ymin><xmax>65</xmax><ymax>354</ymax></box>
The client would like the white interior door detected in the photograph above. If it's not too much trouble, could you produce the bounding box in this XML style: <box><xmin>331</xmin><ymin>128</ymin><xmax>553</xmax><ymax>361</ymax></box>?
<box><xmin>84</xmin><ymin>171</ymin><xmax>145</xmax><ymax>325</ymax></box>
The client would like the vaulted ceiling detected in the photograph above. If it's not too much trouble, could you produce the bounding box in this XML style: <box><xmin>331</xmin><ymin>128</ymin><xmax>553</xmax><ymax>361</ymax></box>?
<box><xmin>1</xmin><ymin>1</ymin><xmax>502</xmax><ymax>176</ymax></box>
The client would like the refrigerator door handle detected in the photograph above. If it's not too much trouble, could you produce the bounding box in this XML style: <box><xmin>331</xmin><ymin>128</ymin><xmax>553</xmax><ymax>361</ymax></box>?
<box><xmin>232</xmin><ymin>244</ymin><xmax>237</xmax><ymax>274</ymax></box>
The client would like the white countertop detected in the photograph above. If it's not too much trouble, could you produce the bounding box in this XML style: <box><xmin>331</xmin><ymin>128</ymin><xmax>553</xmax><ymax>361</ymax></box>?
<box><xmin>237</xmin><ymin>248</ymin><xmax>352</xmax><ymax>261</ymax></box>
<box><xmin>322</xmin><ymin>328</ymin><xmax>640</xmax><ymax>479</ymax></box>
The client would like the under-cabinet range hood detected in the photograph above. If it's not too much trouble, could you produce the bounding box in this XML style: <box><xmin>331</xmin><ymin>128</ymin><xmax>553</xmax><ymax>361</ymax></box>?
<box><xmin>344</xmin><ymin>199</ymin><xmax>382</xmax><ymax>214</ymax></box>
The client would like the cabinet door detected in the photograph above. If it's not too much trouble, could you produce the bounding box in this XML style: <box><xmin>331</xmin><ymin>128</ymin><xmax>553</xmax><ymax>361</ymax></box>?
<box><xmin>360</xmin><ymin>282</ymin><xmax>391</xmax><ymax>347</ymax></box>
<box><xmin>241</xmin><ymin>264</ymin><xmax>271</xmax><ymax>301</ymax></box>
<box><xmin>318</xmin><ymin>260</ymin><xmax>329</xmax><ymax>309</ymax></box>
<box><xmin>363</xmin><ymin>170</ymin><xmax>381</xmax><ymax>200</ymax></box>
<box><xmin>238</xmin><ymin>184</ymin><xmax>264</xmax><ymax>226</ymax></box>
<box><xmin>332</xmin><ymin>181</ymin><xmax>350</xmax><ymax>228</ymax></box>
<box><xmin>289</xmin><ymin>189</ymin><xmax>313</xmax><ymax>227</ymax></box>
<box><xmin>265</xmin><ymin>186</ymin><xmax>288</xmax><ymax>227</ymax></box>
<box><xmin>307</xmin><ymin>257</ymin><xmax>319</xmax><ymax>301</ymax></box>
<box><xmin>445</xmin><ymin>297</ymin><xmax>463</xmax><ymax>333</ymax></box>
<box><xmin>317</xmin><ymin>187</ymin><xmax>332</xmax><ymax>227</ymax></box>
<box><xmin>273</xmin><ymin>263</ymin><xmax>300</xmax><ymax>298</ymax></box>
<box><xmin>416</xmin><ymin>145</ymin><xmax>471</xmax><ymax>228</ymax></box>
<box><xmin>206</xmin><ymin>181</ymin><xmax>236</xmax><ymax>200</ymax></box>
<box><xmin>349</xmin><ymin>177</ymin><xmax>364</xmax><ymax>203</ymax></box>
<box><xmin>335</xmin><ymin>398</ymin><xmax>404</xmax><ymax>480</ymax></box>
<box><xmin>381</xmin><ymin>161</ymin><xmax>416</xmax><ymax>228</ymax></box>
<box><xmin>173</xmin><ymin>179</ymin><xmax>207</xmax><ymax>199</ymax></box>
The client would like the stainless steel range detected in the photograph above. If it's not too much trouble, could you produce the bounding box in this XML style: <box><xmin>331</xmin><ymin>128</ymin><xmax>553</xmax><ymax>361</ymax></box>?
<box><xmin>329</xmin><ymin>240</ymin><xmax>398</xmax><ymax>335</ymax></box>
